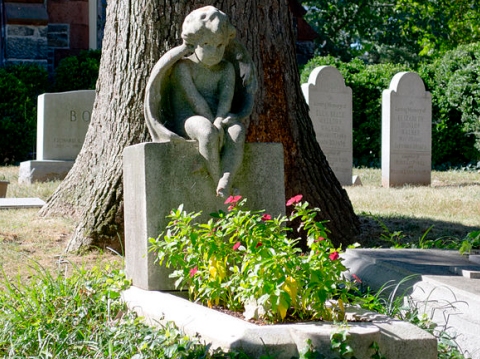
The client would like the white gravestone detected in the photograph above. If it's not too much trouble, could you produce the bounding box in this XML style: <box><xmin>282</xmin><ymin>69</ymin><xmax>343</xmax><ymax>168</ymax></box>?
<box><xmin>382</xmin><ymin>72</ymin><xmax>431</xmax><ymax>188</ymax></box>
<box><xmin>37</xmin><ymin>90</ymin><xmax>95</xmax><ymax>160</ymax></box>
<box><xmin>302</xmin><ymin>66</ymin><xmax>353</xmax><ymax>186</ymax></box>
<box><xmin>19</xmin><ymin>90</ymin><xmax>95</xmax><ymax>183</ymax></box>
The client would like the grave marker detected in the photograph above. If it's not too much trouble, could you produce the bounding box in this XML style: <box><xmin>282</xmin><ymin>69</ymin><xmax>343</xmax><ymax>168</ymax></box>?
<box><xmin>37</xmin><ymin>90</ymin><xmax>95</xmax><ymax>161</ymax></box>
<box><xmin>382</xmin><ymin>72</ymin><xmax>431</xmax><ymax>187</ymax></box>
<box><xmin>302</xmin><ymin>66</ymin><xmax>353</xmax><ymax>185</ymax></box>
<box><xmin>19</xmin><ymin>90</ymin><xmax>95</xmax><ymax>183</ymax></box>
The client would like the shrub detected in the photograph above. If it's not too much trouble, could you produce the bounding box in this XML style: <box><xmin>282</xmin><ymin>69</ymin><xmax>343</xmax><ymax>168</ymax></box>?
<box><xmin>418</xmin><ymin>43</ymin><xmax>480</xmax><ymax>166</ymax></box>
<box><xmin>53</xmin><ymin>50</ymin><xmax>101</xmax><ymax>91</ymax></box>
<box><xmin>150</xmin><ymin>195</ymin><xmax>351</xmax><ymax>323</ymax></box>
<box><xmin>0</xmin><ymin>64</ymin><xmax>48</xmax><ymax>164</ymax></box>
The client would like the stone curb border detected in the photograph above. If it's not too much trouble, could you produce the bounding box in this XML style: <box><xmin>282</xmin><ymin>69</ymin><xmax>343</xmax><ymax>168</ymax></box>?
<box><xmin>122</xmin><ymin>286</ymin><xmax>436</xmax><ymax>359</ymax></box>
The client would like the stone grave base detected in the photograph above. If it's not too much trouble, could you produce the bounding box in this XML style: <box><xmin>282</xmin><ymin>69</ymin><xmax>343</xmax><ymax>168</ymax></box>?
<box><xmin>18</xmin><ymin>160</ymin><xmax>74</xmax><ymax>184</ymax></box>
<box><xmin>343</xmin><ymin>249</ymin><xmax>480</xmax><ymax>359</ymax></box>
<box><xmin>0</xmin><ymin>198</ymin><xmax>46</xmax><ymax>209</ymax></box>
<box><xmin>123</xmin><ymin>141</ymin><xmax>285</xmax><ymax>291</ymax></box>
<box><xmin>122</xmin><ymin>286</ymin><xmax>437</xmax><ymax>359</ymax></box>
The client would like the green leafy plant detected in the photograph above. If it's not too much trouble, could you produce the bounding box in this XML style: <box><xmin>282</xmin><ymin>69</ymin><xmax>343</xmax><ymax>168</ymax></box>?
<box><xmin>150</xmin><ymin>195</ymin><xmax>351</xmax><ymax>323</ymax></box>
<box><xmin>459</xmin><ymin>230</ymin><xmax>480</xmax><ymax>255</ymax></box>
<box><xmin>0</xmin><ymin>260</ymin><xmax>256</xmax><ymax>358</ymax></box>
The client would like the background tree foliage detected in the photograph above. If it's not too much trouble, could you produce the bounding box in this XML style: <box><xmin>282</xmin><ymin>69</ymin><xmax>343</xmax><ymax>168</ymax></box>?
<box><xmin>302</xmin><ymin>0</ymin><xmax>480</xmax><ymax>63</ymax></box>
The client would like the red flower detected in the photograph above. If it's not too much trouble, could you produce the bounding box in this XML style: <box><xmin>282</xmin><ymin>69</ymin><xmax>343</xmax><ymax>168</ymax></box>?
<box><xmin>286</xmin><ymin>194</ymin><xmax>303</xmax><ymax>206</ymax></box>
<box><xmin>224</xmin><ymin>195</ymin><xmax>242</xmax><ymax>204</ymax></box>
<box><xmin>352</xmin><ymin>274</ymin><xmax>362</xmax><ymax>283</ymax></box>
<box><xmin>189</xmin><ymin>266</ymin><xmax>198</xmax><ymax>277</ymax></box>
<box><xmin>256</xmin><ymin>242</ymin><xmax>263</xmax><ymax>248</ymax></box>
<box><xmin>261</xmin><ymin>213</ymin><xmax>272</xmax><ymax>221</ymax></box>
<box><xmin>233</xmin><ymin>241</ymin><xmax>241</xmax><ymax>250</ymax></box>
<box><xmin>315</xmin><ymin>237</ymin><xmax>325</xmax><ymax>242</ymax></box>
<box><xmin>329</xmin><ymin>251</ymin><xmax>339</xmax><ymax>261</ymax></box>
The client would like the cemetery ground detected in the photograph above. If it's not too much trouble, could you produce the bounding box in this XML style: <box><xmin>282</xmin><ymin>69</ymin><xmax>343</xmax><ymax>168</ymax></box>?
<box><xmin>0</xmin><ymin>163</ymin><xmax>478</xmax><ymax>288</ymax></box>
<box><xmin>0</xmin><ymin>165</ymin><xmax>479</xmax><ymax>357</ymax></box>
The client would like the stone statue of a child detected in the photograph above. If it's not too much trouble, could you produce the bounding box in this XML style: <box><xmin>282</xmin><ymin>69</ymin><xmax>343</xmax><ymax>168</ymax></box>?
<box><xmin>144</xmin><ymin>6</ymin><xmax>257</xmax><ymax>197</ymax></box>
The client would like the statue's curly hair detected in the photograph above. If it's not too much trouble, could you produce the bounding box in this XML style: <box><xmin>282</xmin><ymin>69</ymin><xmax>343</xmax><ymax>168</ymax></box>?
<box><xmin>181</xmin><ymin>6</ymin><xmax>236</xmax><ymax>46</ymax></box>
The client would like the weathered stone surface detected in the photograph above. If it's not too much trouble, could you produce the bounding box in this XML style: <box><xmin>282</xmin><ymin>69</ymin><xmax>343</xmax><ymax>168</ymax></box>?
<box><xmin>7</xmin><ymin>25</ymin><xmax>34</xmax><ymax>36</ymax></box>
<box><xmin>302</xmin><ymin>66</ymin><xmax>352</xmax><ymax>186</ymax></box>
<box><xmin>381</xmin><ymin>72</ymin><xmax>432</xmax><ymax>188</ymax></box>
<box><xmin>48</xmin><ymin>24</ymin><xmax>69</xmax><ymax>48</ymax></box>
<box><xmin>5</xmin><ymin>33</ymin><xmax>47</xmax><ymax>59</ymax></box>
<box><xmin>0</xmin><ymin>198</ymin><xmax>46</xmax><ymax>209</ymax></box>
<box><xmin>18</xmin><ymin>160</ymin><xmax>74</xmax><ymax>184</ymax></box>
<box><xmin>122</xmin><ymin>286</ymin><xmax>437</xmax><ymax>359</ymax></box>
<box><xmin>123</xmin><ymin>141</ymin><xmax>285</xmax><ymax>291</ymax></box>
<box><xmin>343</xmin><ymin>248</ymin><xmax>480</xmax><ymax>358</ymax></box>
<box><xmin>37</xmin><ymin>90</ymin><xmax>95</xmax><ymax>161</ymax></box>
<box><xmin>144</xmin><ymin>6</ymin><xmax>257</xmax><ymax>197</ymax></box>
<box><xmin>48</xmin><ymin>33</ymin><xmax>69</xmax><ymax>48</ymax></box>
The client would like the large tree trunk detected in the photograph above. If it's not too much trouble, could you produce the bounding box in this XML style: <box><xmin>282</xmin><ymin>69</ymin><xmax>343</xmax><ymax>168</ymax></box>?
<box><xmin>40</xmin><ymin>0</ymin><xmax>360</xmax><ymax>251</ymax></box>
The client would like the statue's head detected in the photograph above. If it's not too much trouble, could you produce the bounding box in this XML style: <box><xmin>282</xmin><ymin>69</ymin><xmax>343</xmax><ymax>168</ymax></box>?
<box><xmin>181</xmin><ymin>6</ymin><xmax>236</xmax><ymax>49</ymax></box>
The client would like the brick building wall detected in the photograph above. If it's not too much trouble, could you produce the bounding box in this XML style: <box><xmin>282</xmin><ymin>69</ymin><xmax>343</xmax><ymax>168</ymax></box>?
<box><xmin>0</xmin><ymin>0</ymin><xmax>104</xmax><ymax>71</ymax></box>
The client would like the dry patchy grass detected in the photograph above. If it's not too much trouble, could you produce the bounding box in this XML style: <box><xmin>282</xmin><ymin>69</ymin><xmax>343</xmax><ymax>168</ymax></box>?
<box><xmin>348</xmin><ymin>168</ymin><xmax>480</xmax><ymax>247</ymax></box>
<box><xmin>1</xmin><ymin>165</ymin><xmax>479</xmax><ymax>279</ymax></box>
<box><xmin>0</xmin><ymin>166</ymin><xmax>119</xmax><ymax>280</ymax></box>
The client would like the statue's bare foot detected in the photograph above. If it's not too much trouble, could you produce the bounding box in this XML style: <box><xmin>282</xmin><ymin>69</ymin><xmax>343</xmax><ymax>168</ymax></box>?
<box><xmin>216</xmin><ymin>172</ymin><xmax>231</xmax><ymax>197</ymax></box>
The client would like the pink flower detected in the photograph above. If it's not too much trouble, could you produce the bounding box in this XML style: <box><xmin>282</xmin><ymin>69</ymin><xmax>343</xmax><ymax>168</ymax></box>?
<box><xmin>286</xmin><ymin>194</ymin><xmax>303</xmax><ymax>206</ymax></box>
<box><xmin>352</xmin><ymin>274</ymin><xmax>362</xmax><ymax>283</ymax></box>
<box><xmin>233</xmin><ymin>241</ymin><xmax>241</xmax><ymax>250</ymax></box>
<box><xmin>329</xmin><ymin>251</ymin><xmax>339</xmax><ymax>261</ymax></box>
<box><xmin>261</xmin><ymin>213</ymin><xmax>272</xmax><ymax>221</ymax></box>
<box><xmin>189</xmin><ymin>266</ymin><xmax>198</xmax><ymax>277</ymax></box>
<box><xmin>224</xmin><ymin>195</ymin><xmax>242</xmax><ymax>205</ymax></box>
<box><xmin>315</xmin><ymin>237</ymin><xmax>325</xmax><ymax>242</ymax></box>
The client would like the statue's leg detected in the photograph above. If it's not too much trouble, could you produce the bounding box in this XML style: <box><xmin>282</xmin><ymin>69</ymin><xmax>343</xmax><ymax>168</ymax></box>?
<box><xmin>184</xmin><ymin>116</ymin><xmax>221</xmax><ymax>185</ymax></box>
<box><xmin>217</xmin><ymin>122</ymin><xmax>246</xmax><ymax>197</ymax></box>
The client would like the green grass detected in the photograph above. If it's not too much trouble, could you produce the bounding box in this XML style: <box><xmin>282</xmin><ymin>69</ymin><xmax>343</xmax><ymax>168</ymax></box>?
<box><xmin>0</xmin><ymin>262</ymin><xmax>251</xmax><ymax>358</ymax></box>
<box><xmin>0</xmin><ymin>166</ymin><xmax>478</xmax><ymax>358</ymax></box>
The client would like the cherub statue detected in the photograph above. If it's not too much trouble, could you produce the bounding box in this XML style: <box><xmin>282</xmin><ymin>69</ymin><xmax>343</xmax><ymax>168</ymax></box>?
<box><xmin>144</xmin><ymin>6</ymin><xmax>257</xmax><ymax>197</ymax></box>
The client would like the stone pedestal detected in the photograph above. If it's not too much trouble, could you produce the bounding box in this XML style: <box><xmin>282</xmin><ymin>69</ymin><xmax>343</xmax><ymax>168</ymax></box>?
<box><xmin>123</xmin><ymin>141</ymin><xmax>285</xmax><ymax>291</ymax></box>
<box><xmin>18</xmin><ymin>160</ymin><xmax>73</xmax><ymax>184</ymax></box>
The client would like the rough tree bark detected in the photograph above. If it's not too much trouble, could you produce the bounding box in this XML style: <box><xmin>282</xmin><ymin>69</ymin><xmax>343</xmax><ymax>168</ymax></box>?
<box><xmin>40</xmin><ymin>0</ymin><xmax>360</xmax><ymax>251</ymax></box>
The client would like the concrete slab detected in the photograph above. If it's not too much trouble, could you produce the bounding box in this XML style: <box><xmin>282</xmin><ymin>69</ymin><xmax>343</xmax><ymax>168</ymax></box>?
<box><xmin>0</xmin><ymin>198</ymin><xmax>45</xmax><ymax>209</ymax></box>
<box><xmin>122</xmin><ymin>286</ymin><xmax>436</xmax><ymax>359</ymax></box>
<box><xmin>343</xmin><ymin>249</ymin><xmax>480</xmax><ymax>359</ymax></box>
<box><xmin>18</xmin><ymin>160</ymin><xmax>73</xmax><ymax>183</ymax></box>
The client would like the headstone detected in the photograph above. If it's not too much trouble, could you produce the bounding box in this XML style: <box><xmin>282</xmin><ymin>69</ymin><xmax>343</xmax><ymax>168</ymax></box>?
<box><xmin>0</xmin><ymin>198</ymin><xmax>46</xmax><ymax>209</ymax></box>
<box><xmin>382</xmin><ymin>72</ymin><xmax>431</xmax><ymax>188</ymax></box>
<box><xmin>123</xmin><ymin>142</ymin><xmax>286</xmax><ymax>291</ymax></box>
<box><xmin>302</xmin><ymin>66</ymin><xmax>353</xmax><ymax>186</ymax></box>
<box><xmin>18</xmin><ymin>90</ymin><xmax>95</xmax><ymax>183</ymax></box>
<box><xmin>352</xmin><ymin>175</ymin><xmax>362</xmax><ymax>186</ymax></box>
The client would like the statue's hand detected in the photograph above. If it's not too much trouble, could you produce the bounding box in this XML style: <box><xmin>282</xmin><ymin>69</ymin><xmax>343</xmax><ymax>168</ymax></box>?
<box><xmin>214</xmin><ymin>117</ymin><xmax>224</xmax><ymax>129</ymax></box>
<box><xmin>221</xmin><ymin>114</ymin><xmax>238</xmax><ymax>126</ymax></box>
<box><xmin>214</xmin><ymin>117</ymin><xmax>225</xmax><ymax>145</ymax></box>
